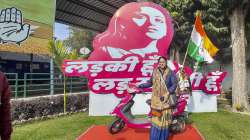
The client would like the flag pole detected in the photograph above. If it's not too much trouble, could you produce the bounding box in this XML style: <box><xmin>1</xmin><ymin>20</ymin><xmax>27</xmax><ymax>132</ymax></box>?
<box><xmin>181</xmin><ymin>44</ymin><xmax>189</xmax><ymax>71</ymax></box>
<box><xmin>64</xmin><ymin>74</ymin><xmax>67</xmax><ymax>113</ymax></box>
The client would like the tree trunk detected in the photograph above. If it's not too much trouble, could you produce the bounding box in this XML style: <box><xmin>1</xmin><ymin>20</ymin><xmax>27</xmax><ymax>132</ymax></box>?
<box><xmin>230</xmin><ymin>7</ymin><xmax>248</xmax><ymax>111</ymax></box>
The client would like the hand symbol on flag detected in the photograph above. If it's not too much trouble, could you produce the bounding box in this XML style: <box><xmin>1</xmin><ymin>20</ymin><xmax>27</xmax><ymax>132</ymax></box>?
<box><xmin>0</xmin><ymin>7</ymin><xmax>30</xmax><ymax>45</ymax></box>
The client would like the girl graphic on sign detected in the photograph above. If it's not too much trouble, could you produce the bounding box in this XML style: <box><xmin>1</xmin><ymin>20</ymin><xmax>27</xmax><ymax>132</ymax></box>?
<box><xmin>89</xmin><ymin>2</ymin><xmax>174</xmax><ymax>60</ymax></box>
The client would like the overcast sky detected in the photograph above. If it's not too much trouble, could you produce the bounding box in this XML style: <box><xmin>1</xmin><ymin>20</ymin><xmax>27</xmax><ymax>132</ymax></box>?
<box><xmin>54</xmin><ymin>22</ymin><xmax>69</xmax><ymax>40</ymax></box>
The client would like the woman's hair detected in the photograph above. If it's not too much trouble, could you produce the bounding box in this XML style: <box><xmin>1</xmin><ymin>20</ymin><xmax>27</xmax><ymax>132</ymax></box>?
<box><xmin>158</xmin><ymin>56</ymin><xmax>167</xmax><ymax>62</ymax></box>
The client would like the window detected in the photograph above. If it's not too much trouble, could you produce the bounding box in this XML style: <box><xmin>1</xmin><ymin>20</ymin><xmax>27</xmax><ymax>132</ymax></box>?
<box><xmin>44</xmin><ymin>64</ymin><xmax>49</xmax><ymax>69</ymax></box>
<box><xmin>16</xmin><ymin>63</ymin><xmax>22</xmax><ymax>69</ymax></box>
<box><xmin>31</xmin><ymin>64</ymin><xmax>40</xmax><ymax>69</ymax></box>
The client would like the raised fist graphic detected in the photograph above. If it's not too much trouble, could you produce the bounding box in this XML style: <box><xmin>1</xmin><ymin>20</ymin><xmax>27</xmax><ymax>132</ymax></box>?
<box><xmin>0</xmin><ymin>7</ymin><xmax>30</xmax><ymax>45</ymax></box>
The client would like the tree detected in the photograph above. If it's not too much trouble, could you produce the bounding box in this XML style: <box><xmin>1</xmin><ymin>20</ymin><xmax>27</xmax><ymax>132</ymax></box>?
<box><xmin>162</xmin><ymin>0</ymin><xmax>193</xmax><ymax>63</ymax></box>
<box><xmin>48</xmin><ymin>40</ymin><xmax>79</xmax><ymax>72</ymax></box>
<box><xmin>48</xmin><ymin>40</ymin><xmax>80</xmax><ymax>113</ymax></box>
<box><xmin>226</xmin><ymin>0</ymin><xmax>249</xmax><ymax>111</ymax></box>
<box><xmin>161</xmin><ymin>0</ymin><xmax>249</xmax><ymax>111</ymax></box>
<box><xmin>63</xmin><ymin>26</ymin><xmax>95</xmax><ymax>58</ymax></box>
<box><xmin>162</xmin><ymin>0</ymin><xmax>230</xmax><ymax>64</ymax></box>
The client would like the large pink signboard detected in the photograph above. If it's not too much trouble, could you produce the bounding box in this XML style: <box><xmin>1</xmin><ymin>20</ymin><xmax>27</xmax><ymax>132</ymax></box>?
<box><xmin>63</xmin><ymin>2</ymin><xmax>175</xmax><ymax>97</ymax></box>
<box><xmin>62</xmin><ymin>2</ymin><xmax>226</xmax><ymax>98</ymax></box>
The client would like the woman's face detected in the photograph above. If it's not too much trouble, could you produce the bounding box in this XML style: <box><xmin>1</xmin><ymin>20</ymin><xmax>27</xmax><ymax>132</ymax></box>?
<box><xmin>158</xmin><ymin>58</ymin><xmax>167</xmax><ymax>69</ymax></box>
<box><xmin>132</xmin><ymin>6</ymin><xmax>167</xmax><ymax>40</ymax></box>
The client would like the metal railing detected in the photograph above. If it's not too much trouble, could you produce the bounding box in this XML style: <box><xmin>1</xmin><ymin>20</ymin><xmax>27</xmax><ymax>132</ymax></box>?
<box><xmin>5</xmin><ymin>73</ymin><xmax>19</xmax><ymax>98</ymax></box>
<box><xmin>5</xmin><ymin>73</ymin><xmax>88</xmax><ymax>98</ymax></box>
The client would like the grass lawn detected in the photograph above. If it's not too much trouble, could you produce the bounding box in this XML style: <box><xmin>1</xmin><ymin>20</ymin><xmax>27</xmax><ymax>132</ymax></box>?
<box><xmin>12</xmin><ymin>110</ymin><xmax>250</xmax><ymax>140</ymax></box>
<box><xmin>191</xmin><ymin>111</ymin><xmax>250</xmax><ymax>140</ymax></box>
<box><xmin>12</xmin><ymin>113</ymin><xmax>112</xmax><ymax>140</ymax></box>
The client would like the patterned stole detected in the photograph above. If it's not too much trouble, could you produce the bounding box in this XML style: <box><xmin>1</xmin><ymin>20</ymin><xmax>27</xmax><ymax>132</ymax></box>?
<box><xmin>151</xmin><ymin>68</ymin><xmax>170</xmax><ymax>110</ymax></box>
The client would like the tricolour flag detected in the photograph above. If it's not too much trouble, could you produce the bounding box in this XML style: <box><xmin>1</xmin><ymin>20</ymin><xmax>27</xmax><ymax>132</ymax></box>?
<box><xmin>187</xmin><ymin>15</ymin><xmax>219</xmax><ymax>63</ymax></box>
